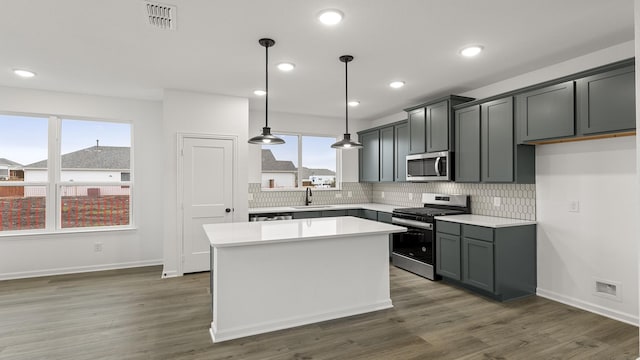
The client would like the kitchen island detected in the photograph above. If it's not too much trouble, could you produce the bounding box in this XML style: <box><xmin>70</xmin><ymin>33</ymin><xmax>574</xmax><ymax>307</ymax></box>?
<box><xmin>203</xmin><ymin>216</ymin><xmax>406</xmax><ymax>343</ymax></box>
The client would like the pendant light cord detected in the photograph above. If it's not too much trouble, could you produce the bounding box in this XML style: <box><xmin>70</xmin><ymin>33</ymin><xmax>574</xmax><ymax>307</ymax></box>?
<box><xmin>265</xmin><ymin>43</ymin><xmax>269</xmax><ymax>128</ymax></box>
<box><xmin>344</xmin><ymin>59</ymin><xmax>348</xmax><ymax>134</ymax></box>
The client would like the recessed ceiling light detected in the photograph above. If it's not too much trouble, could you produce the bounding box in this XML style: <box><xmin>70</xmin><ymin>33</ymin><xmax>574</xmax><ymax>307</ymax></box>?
<box><xmin>389</xmin><ymin>81</ymin><xmax>405</xmax><ymax>89</ymax></box>
<box><xmin>348</xmin><ymin>100</ymin><xmax>360</xmax><ymax>107</ymax></box>
<box><xmin>318</xmin><ymin>9</ymin><xmax>343</xmax><ymax>25</ymax></box>
<box><xmin>460</xmin><ymin>45</ymin><xmax>483</xmax><ymax>57</ymax></box>
<box><xmin>277</xmin><ymin>62</ymin><xmax>295</xmax><ymax>72</ymax></box>
<box><xmin>13</xmin><ymin>69</ymin><xmax>36</xmax><ymax>78</ymax></box>
<box><xmin>254</xmin><ymin>89</ymin><xmax>266</xmax><ymax>96</ymax></box>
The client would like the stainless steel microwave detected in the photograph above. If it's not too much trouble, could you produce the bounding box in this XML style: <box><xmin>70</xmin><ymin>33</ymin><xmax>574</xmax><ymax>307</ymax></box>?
<box><xmin>406</xmin><ymin>151</ymin><xmax>452</xmax><ymax>182</ymax></box>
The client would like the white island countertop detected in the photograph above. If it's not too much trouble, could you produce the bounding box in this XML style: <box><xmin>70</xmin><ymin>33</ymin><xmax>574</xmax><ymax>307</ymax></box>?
<box><xmin>434</xmin><ymin>214</ymin><xmax>536</xmax><ymax>228</ymax></box>
<box><xmin>204</xmin><ymin>216</ymin><xmax>407</xmax><ymax>247</ymax></box>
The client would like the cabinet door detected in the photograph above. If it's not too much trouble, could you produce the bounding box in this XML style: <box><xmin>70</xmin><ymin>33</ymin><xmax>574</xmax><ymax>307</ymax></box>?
<box><xmin>455</xmin><ymin>105</ymin><xmax>481</xmax><ymax>182</ymax></box>
<box><xmin>321</xmin><ymin>210</ymin><xmax>347</xmax><ymax>217</ymax></box>
<box><xmin>577</xmin><ymin>66</ymin><xmax>635</xmax><ymax>135</ymax></box>
<box><xmin>426</xmin><ymin>100</ymin><xmax>450</xmax><ymax>152</ymax></box>
<box><xmin>436</xmin><ymin>232</ymin><xmax>461</xmax><ymax>280</ymax></box>
<box><xmin>361</xmin><ymin>209</ymin><xmax>378</xmax><ymax>220</ymax></box>
<box><xmin>380</xmin><ymin>126</ymin><xmax>395</xmax><ymax>182</ymax></box>
<box><xmin>482</xmin><ymin>97</ymin><xmax>514</xmax><ymax>183</ymax></box>
<box><xmin>346</xmin><ymin>209</ymin><xmax>363</xmax><ymax>218</ymax></box>
<box><xmin>359</xmin><ymin>130</ymin><xmax>380</xmax><ymax>182</ymax></box>
<box><xmin>517</xmin><ymin>81</ymin><xmax>575</xmax><ymax>141</ymax></box>
<box><xmin>293</xmin><ymin>211</ymin><xmax>322</xmax><ymax>219</ymax></box>
<box><xmin>408</xmin><ymin>108</ymin><xmax>426</xmax><ymax>154</ymax></box>
<box><xmin>394</xmin><ymin>122</ymin><xmax>409</xmax><ymax>182</ymax></box>
<box><xmin>462</xmin><ymin>238</ymin><xmax>494</xmax><ymax>293</ymax></box>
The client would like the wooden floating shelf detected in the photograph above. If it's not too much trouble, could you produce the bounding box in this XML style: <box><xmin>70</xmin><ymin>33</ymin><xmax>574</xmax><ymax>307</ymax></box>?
<box><xmin>528</xmin><ymin>131</ymin><xmax>636</xmax><ymax>145</ymax></box>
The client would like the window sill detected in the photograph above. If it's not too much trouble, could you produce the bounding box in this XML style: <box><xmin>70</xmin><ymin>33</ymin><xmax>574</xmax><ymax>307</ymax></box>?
<box><xmin>0</xmin><ymin>226</ymin><xmax>138</xmax><ymax>238</ymax></box>
<box><xmin>260</xmin><ymin>187</ymin><xmax>342</xmax><ymax>192</ymax></box>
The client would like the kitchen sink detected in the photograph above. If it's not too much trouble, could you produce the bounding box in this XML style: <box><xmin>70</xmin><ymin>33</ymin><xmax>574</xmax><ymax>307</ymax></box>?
<box><xmin>291</xmin><ymin>205</ymin><xmax>334</xmax><ymax>209</ymax></box>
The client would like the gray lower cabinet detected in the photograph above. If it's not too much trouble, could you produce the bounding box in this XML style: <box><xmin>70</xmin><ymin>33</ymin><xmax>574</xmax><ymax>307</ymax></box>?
<box><xmin>394</xmin><ymin>122</ymin><xmax>409</xmax><ymax>181</ymax></box>
<box><xmin>293</xmin><ymin>211</ymin><xmax>322</xmax><ymax>219</ymax></box>
<box><xmin>321</xmin><ymin>209</ymin><xmax>347</xmax><ymax>217</ymax></box>
<box><xmin>435</xmin><ymin>220</ymin><xmax>536</xmax><ymax>301</ymax></box>
<box><xmin>577</xmin><ymin>65</ymin><xmax>635</xmax><ymax>135</ymax></box>
<box><xmin>516</xmin><ymin>81</ymin><xmax>575</xmax><ymax>142</ymax></box>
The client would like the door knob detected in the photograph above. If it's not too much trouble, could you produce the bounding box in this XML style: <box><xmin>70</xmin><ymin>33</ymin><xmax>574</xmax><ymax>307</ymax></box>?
<box><xmin>225</xmin><ymin>208</ymin><xmax>231</xmax><ymax>213</ymax></box>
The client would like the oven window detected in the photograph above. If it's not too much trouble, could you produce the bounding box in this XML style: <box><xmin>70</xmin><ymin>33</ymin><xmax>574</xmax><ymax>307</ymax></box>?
<box><xmin>392</xmin><ymin>227</ymin><xmax>433</xmax><ymax>264</ymax></box>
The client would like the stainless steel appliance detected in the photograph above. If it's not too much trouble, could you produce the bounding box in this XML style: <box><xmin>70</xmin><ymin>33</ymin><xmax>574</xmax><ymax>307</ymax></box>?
<box><xmin>406</xmin><ymin>151</ymin><xmax>452</xmax><ymax>182</ymax></box>
<box><xmin>391</xmin><ymin>193</ymin><xmax>470</xmax><ymax>280</ymax></box>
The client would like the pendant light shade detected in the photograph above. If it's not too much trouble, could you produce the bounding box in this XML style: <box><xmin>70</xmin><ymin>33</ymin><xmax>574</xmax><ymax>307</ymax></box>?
<box><xmin>249</xmin><ymin>38</ymin><xmax>285</xmax><ymax>145</ymax></box>
<box><xmin>331</xmin><ymin>55</ymin><xmax>362</xmax><ymax>149</ymax></box>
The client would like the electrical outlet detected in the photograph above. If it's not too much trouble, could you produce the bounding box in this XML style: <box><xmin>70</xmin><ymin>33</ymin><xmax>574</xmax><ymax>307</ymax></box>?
<box><xmin>408</xmin><ymin>193</ymin><xmax>413</xmax><ymax>201</ymax></box>
<box><xmin>248</xmin><ymin>193</ymin><xmax>254</xmax><ymax>201</ymax></box>
<box><xmin>493</xmin><ymin>197</ymin><xmax>501</xmax><ymax>207</ymax></box>
<box><xmin>347</xmin><ymin>191</ymin><xmax>352</xmax><ymax>198</ymax></box>
<box><xmin>381</xmin><ymin>191</ymin><xmax>385</xmax><ymax>199</ymax></box>
<box><xmin>335</xmin><ymin>193</ymin><xmax>343</xmax><ymax>198</ymax></box>
<box><xmin>569</xmin><ymin>200</ymin><xmax>580</xmax><ymax>213</ymax></box>
<box><xmin>94</xmin><ymin>242</ymin><xmax>103</xmax><ymax>252</ymax></box>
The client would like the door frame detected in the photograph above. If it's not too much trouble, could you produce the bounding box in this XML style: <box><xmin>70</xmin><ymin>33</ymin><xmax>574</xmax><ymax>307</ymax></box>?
<box><xmin>176</xmin><ymin>132</ymin><xmax>238</xmax><ymax>276</ymax></box>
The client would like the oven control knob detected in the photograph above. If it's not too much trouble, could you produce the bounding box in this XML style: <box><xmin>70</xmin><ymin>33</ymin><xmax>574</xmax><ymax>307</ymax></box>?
<box><xmin>422</xmin><ymin>247</ymin><xmax>427</xmax><ymax>252</ymax></box>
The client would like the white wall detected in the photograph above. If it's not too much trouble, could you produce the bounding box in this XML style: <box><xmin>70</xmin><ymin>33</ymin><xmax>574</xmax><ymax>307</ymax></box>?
<box><xmin>248</xmin><ymin>110</ymin><xmax>363</xmax><ymax>184</ymax></box>
<box><xmin>536</xmin><ymin>137</ymin><xmax>638</xmax><ymax>324</ymax></box>
<box><xmin>0</xmin><ymin>86</ymin><xmax>164</xmax><ymax>280</ymax></box>
<box><xmin>162</xmin><ymin>90</ymin><xmax>248</xmax><ymax>277</ymax></box>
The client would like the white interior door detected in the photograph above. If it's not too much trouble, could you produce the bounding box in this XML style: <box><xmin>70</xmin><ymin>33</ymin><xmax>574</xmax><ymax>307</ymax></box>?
<box><xmin>182</xmin><ymin>137</ymin><xmax>234</xmax><ymax>273</ymax></box>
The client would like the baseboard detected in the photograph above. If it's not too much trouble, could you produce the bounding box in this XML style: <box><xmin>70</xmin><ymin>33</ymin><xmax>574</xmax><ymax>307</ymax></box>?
<box><xmin>161</xmin><ymin>269</ymin><xmax>180</xmax><ymax>278</ymax></box>
<box><xmin>0</xmin><ymin>259</ymin><xmax>163</xmax><ymax>281</ymax></box>
<box><xmin>210</xmin><ymin>300</ymin><xmax>393</xmax><ymax>342</ymax></box>
<box><xmin>537</xmin><ymin>288</ymin><xmax>639</xmax><ymax>326</ymax></box>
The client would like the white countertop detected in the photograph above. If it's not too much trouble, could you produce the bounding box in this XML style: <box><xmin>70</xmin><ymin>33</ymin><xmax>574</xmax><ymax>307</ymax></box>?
<box><xmin>204</xmin><ymin>216</ymin><xmax>407</xmax><ymax>247</ymax></box>
<box><xmin>249</xmin><ymin>203</ymin><xmax>399</xmax><ymax>214</ymax></box>
<box><xmin>434</xmin><ymin>214</ymin><xmax>536</xmax><ymax>228</ymax></box>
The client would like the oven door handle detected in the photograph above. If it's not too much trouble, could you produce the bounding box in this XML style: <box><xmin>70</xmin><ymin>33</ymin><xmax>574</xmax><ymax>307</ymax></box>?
<box><xmin>392</xmin><ymin>217</ymin><xmax>433</xmax><ymax>230</ymax></box>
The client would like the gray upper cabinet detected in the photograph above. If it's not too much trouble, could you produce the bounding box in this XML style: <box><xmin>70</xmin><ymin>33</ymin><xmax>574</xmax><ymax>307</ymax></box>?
<box><xmin>455</xmin><ymin>97</ymin><xmax>535</xmax><ymax>184</ymax></box>
<box><xmin>408</xmin><ymin>108</ymin><xmax>426</xmax><ymax>154</ymax></box>
<box><xmin>517</xmin><ymin>81</ymin><xmax>575</xmax><ymax>142</ymax></box>
<box><xmin>426</xmin><ymin>100</ymin><xmax>450</xmax><ymax>152</ymax></box>
<box><xmin>577</xmin><ymin>65</ymin><xmax>635</xmax><ymax>135</ymax></box>
<box><xmin>394</xmin><ymin>122</ymin><xmax>409</xmax><ymax>181</ymax></box>
<box><xmin>454</xmin><ymin>105</ymin><xmax>480</xmax><ymax>183</ymax></box>
<box><xmin>358</xmin><ymin>120</ymin><xmax>408</xmax><ymax>183</ymax></box>
<box><xmin>359</xmin><ymin>130</ymin><xmax>380</xmax><ymax>182</ymax></box>
<box><xmin>379</xmin><ymin>126</ymin><xmax>395</xmax><ymax>182</ymax></box>
<box><xmin>482</xmin><ymin>97</ymin><xmax>514</xmax><ymax>183</ymax></box>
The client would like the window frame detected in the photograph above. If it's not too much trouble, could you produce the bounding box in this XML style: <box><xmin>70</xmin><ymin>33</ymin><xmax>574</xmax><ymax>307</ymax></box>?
<box><xmin>0</xmin><ymin>112</ymin><xmax>134</xmax><ymax>236</ymax></box>
<box><xmin>261</xmin><ymin>131</ymin><xmax>342</xmax><ymax>191</ymax></box>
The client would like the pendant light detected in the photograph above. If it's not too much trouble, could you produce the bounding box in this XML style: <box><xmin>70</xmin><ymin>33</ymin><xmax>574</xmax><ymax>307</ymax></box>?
<box><xmin>248</xmin><ymin>38</ymin><xmax>285</xmax><ymax>145</ymax></box>
<box><xmin>331</xmin><ymin>55</ymin><xmax>362</xmax><ymax>149</ymax></box>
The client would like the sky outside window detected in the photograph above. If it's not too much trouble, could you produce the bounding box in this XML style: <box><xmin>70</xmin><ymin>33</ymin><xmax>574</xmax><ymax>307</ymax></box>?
<box><xmin>0</xmin><ymin>115</ymin><xmax>48</xmax><ymax>165</ymax></box>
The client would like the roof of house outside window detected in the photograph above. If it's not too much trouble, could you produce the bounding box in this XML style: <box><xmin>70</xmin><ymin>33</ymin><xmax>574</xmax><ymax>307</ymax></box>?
<box><xmin>25</xmin><ymin>146</ymin><xmax>130</xmax><ymax>170</ymax></box>
<box><xmin>0</xmin><ymin>158</ymin><xmax>23</xmax><ymax>167</ymax></box>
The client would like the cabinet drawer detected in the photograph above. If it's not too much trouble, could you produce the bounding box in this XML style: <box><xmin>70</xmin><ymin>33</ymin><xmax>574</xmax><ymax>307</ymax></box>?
<box><xmin>463</xmin><ymin>224</ymin><xmax>493</xmax><ymax>242</ymax></box>
<box><xmin>322</xmin><ymin>210</ymin><xmax>347</xmax><ymax>217</ymax></box>
<box><xmin>361</xmin><ymin>209</ymin><xmax>378</xmax><ymax>220</ymax></box>
<box><xmin>436</xmin><ymin>221</ymin><xmax>460</xmax><ymax>236</ymax></box>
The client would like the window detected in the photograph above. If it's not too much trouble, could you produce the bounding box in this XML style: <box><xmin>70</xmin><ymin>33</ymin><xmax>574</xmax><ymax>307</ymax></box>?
<box><xmin>0</xmin><ymin>114</ymin><xmax>132</xmax><ymax>233</ymax></box>
<box><xmin>261</xmin><ymin>133</ymin><xmax>339</xmax><ymax>190</ymax></box>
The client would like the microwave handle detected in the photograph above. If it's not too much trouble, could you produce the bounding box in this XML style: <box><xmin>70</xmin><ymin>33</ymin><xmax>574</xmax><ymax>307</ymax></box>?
<box><xmin>434</xmin><ymin>156</ymin><xmax>441</xmax><ymax>176</ymax></box>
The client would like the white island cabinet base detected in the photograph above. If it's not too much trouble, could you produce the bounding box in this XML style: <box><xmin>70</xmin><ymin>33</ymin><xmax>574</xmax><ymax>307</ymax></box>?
<box><xmin>203</xmin><ymin>216</ymin><xmax>406</xmax><ymax>343</ymax></box>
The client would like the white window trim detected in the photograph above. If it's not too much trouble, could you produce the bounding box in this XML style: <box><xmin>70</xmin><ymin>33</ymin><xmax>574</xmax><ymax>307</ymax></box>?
<box><xmin>0</xmin><ymin>113</ymin><xmax>134</xmax><ymax>234</ymax></box>
<box><xmin>261</xmin><ymin>131</ymin><xmax>342</xmax><ymax>191</ymax></box>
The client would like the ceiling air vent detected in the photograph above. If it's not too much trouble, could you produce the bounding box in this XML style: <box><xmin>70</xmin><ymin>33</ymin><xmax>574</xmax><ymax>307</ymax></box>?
<box><xmin>144</xmin><ymin>2</ymin><xmax>176</xmax><ymax>30</ymax></box>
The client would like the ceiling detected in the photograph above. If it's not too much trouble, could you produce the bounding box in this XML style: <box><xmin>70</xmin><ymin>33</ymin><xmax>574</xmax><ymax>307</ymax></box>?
<box><xmin>1</xmin><ymin>0</ymin><xmax>634</xmax><ymax>121</ymax></box>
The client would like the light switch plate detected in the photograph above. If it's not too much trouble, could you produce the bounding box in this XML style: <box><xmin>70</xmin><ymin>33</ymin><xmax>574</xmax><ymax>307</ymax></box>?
<box><xmin>493</xmin><ymin>197</ymin><xmax>501</xmax><ymax>207</ymax></box>
<box><xmin>248</xmin><ymin>193</ymin><xmax>254</xmax><ymax>201</ymax></box>
<box><xmin>347</xmin><ymin>191</ymin><xmax>352</xmax><ymax>198</ymax></box>
<box><xmin>381</xmin><ymin>191</ymin><xmax>385</xmax><ymax>199</ymax></box>
<box><xmin>408</xmin><ymin>193</ymin><xmax>413</xmax><ymax>201</ymax></box>
<box><xmin>569</xmin><ymin>200</ymin><xmax>580</xmax><ymax>212</ymax></box>
<box><xmin>335</xmin><ymin>193</ymin><xmax>342</xmax><ymax>198</ymax></box>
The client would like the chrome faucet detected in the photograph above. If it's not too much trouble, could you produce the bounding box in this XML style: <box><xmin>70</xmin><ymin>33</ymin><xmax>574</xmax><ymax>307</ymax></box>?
<box><xmin>305</xmin><ymin>187</ymin><xmax>313</xmax><ymax>206</ymax></box>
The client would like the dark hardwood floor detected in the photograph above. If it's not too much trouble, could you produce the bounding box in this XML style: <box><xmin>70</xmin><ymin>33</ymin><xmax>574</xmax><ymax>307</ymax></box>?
<box><xmin>0</xmin><ymin>265</ymin><xmax>637</xmax><ymax>360</ymax></box>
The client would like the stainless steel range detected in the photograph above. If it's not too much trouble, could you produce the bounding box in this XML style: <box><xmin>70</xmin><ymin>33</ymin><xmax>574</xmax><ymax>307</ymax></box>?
<box><xmin>391</xmin><ymin>193</ymin><xmax>470</xmax><ymax>280</ymax></box>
